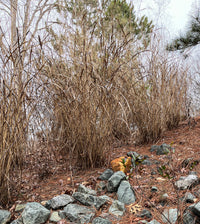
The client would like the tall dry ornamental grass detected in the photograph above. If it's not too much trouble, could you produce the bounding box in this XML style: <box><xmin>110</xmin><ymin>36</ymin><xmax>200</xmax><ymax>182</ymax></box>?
<box><xmin>42</xmin><ymin>2</ymin><xmax>188</xmax><ymax>168</ymax></box>
<box><xmin>128</xmin><ymin>45</ymin><xmax>188</xmax><ymax>142</ymax></box>
<box><xmin>0</xmin><ymin>33</ymin><xmax>39</xmax><ymax>205</ymax></box>
<box><xmin>0</xmin><ymin>61</ymin><xmax>28</xmax><ymax>204</ymax></box>
<box><xmin>0</xmin><ymin>0</ymin><xmax>189</xmax><ymax>206</ymax></box>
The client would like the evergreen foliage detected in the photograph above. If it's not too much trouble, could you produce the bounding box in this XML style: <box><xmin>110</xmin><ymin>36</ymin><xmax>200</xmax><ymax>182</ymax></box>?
<box><xmin>105</xmin><ymin>0</ymin><xmax>153</xmax><ymax>37</ymax></box>
<box><xmin>167</xmin><ymin>9</ymin><xmax>200</xmax><ymax>51</ymax></box>
<box><xmin>50</xmin><ymin>0</ymin><xmax>154</xmax><ymax>52</ymax></box>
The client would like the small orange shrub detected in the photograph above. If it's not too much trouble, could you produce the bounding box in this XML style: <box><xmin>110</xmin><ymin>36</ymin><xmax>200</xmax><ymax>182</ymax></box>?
<box><xmin>111</xmin><ymin>157</ymin><xmax>132</xmax><ymax>174</ymax></box>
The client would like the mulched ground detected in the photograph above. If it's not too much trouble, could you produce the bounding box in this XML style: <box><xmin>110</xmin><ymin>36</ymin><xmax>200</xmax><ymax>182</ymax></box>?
<box><xmin>7</xmin><ymin>116</ymin><xmax>200</xmax><ymax>223</ymax></box>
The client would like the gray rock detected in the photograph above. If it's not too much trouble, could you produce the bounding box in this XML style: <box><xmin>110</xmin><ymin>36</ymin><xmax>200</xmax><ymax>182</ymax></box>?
<box><xmin>72</xmin><ymin>192</ymin><xmax>107</xmax><ymax>210</ymax></box>
<box><xmin>150</xmin><ymin>144</ymin><xmax>173</xmax><ymax>155</ymax></box>
<box><xmin>127</xmin><ymin>151</ymin><xmax>141</xmax><ymax>159</ymax></box>
<box><xmin>0</xmin><ymin>210</ymin><xmax>11</xmax><ymax>224</ymax></box>
<box><xmin>58</xmin><ymin>210</ymin><xmax>66</xmax><ymax>219</ymax></box>
<box><xmin>109</xmin><ymin>200</ymin><xmax>125</xmax><ymax>217</ymax></box>
<box><xmin>142</xmin><ymin>159</ymin><xmax>152</xmax><ymax>165</ymax></box>
<box><xmin>63</xmin><ymin>203</ymin><xmax>95</xmax><ymax>224</ymax></box>
<box><xmin>99</xmin><ymin>213</ymin><xmax>121</xmax><ymax>223</ymax></box>
<box><xmin>157</xmin><ymin>144</ymin><xmax>172</xmax><ymax>155</ymax></box>
<box><xmin>151</xmin><ymin>170</ymin><xmax>157</xmax><ymax>175</ymax></box>
<box><xmin>192</xmin><ymin>202</ymin><xmax>200</xmax><ymax>217</ymax></box>
<box><xmin>98</xmin><ymin>169</ymin><xmax>114</xmax><ymax>181</ymax></box>
<box><xmin>154</xmin><ymin>160</ymin><xmax>161</xmax><ymax>165</ymax></box>
<box><xmin>73</xmin><ymin>192</ymin><xmax>96</xmax><ymax>206</ymax></box>
<box><xmin>127</xmin><ymin>151</ymin><xmax>143</xmax><ymax>168</ymax></box>
<box><xmin>183</xmin><ymin>211</ymin><xmax>196</xmax><ymax>224</ymax></box>
<box><xmin>49</xmin><ymin>211</ymin><xmax>62</xmax><ymax>222</ymax></box>
<box><xmin>175</xmin><ymin>174</ymin><xmax>199</xmax><ymax>190</ymax></box>
<box><xmin>46</xmin><ymin>194</ymin><xmax>74</xmax><ymax>209</ymax></box>
<box><xmin>107</xmin><ymin>171</ymin><xmax>126</xmax><ymax>192</ymax></box>
<box><xmin>95</xmin><ymin>196</ymin><xmax>109</xmax><ymax>210</ymax></box>
<box><xmin>151</xmin><ymin>186</ymin><xmax>158</xmax><ymax>192</ymax></box>
<box><xmin>117</xmin><ymin>180</ymin><xmax>136</xmax><ymax>204</ymax></box>
<box><xmin>96</xmin><ymin>181</ymin><xmax>107</xmax><ymax>192</ymax></box>
<box><xmin>21</xmin><ymin>202</ymin><xmax>50</xmax><ymax>224</ymax></box>
<box><xmin>92</xmin><ymin>217</ymin><xmax>112</xmax><ymax>224</ymax></box>
<box><xmin>150</xmin><ymin>145</ymin><xmax>160</xmax><ymax>152</ymax></box>
<box><xmin>184</xmin><ymin>192</ymin><xmax>195</xmax><ymax>203</ymax></box>
<box><xmin>140</xmin><ymin>209</ymin><xmax>152</xmax><ymax>219</ymax></box>
<box><xmin>149</xmin><ymin>220</ymin><xmax>161</xmax><ymax>224</ymax></box>
<box><xmin>194</xmin><ymin>189</ymin><xmax>200</xmax><ymax>198</ymax></box>
<box><xmin>15</xmin><ymin>204</ymin><xmax>26</xmax><ymax>213</ymax></box>
<box><xmin>10</xmin><ymin>218</ymin><xmax>23</xmax><ymax>224</ymax></box>
<box><xmin>160</xmin><ymin>193</ymin><xmax>169</xmax><ymax>202</ymax></box>
<box><xmin>162</xmin><ymin>208</ymin><xmax>178</xmax><ymax>224</ymax></box>
<box><xmin>98</xmin><ymin>195</ymin><xmax>113</xmax><ymax>202</ymax></box>
<box><xmin>78</xmin><ymin>184</ymin><xmax>97</xmax><ymax>195</ymax></box>
<box><xmin>189</xmin><ymin>171</ymin><xmax>197</xmax><ymax>175</ymax></box>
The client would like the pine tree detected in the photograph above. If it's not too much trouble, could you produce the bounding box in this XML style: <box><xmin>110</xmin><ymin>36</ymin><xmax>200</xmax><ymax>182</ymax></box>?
<box><xmin>167</xmin><ymin>8</ymin><xmax>200</xmax><ymax>51</ymax></box>
<box><xmin>50</xmin><ymin>0</ymin><xmax>154</xmax><ymax>53</ymax></box>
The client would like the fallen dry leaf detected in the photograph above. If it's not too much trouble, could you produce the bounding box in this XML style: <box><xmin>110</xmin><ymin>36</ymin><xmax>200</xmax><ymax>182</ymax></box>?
<box><xmin>127</xmin><ymin>203</ymin><xmax>143</xmax><ymax>214</ymax></box>
<box><xmin>156</xmin><ymin>177</ymin><xmax>167</xmax><ymax>182</ymax></box>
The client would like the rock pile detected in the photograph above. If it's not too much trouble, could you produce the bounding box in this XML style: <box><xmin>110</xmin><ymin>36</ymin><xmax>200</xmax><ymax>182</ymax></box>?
<box><xmin>1</xmin><ymin>170</ymin><xmax>135</xmax><ymax>224</ymax></box>
<box><xmin>0</xmin><ymin>143</ymin><xmax>200</xmax><ymax>224</ymax></box>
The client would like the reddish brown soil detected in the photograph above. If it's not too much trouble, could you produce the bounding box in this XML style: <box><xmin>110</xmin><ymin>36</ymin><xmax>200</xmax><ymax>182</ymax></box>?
<box><xmin>8</xmin><ymin>116</ymin><xmax>200</xmax><ymax>223</ymax></box>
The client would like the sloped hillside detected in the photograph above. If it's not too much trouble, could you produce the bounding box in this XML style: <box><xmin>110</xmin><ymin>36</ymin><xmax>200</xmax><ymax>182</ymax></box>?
<box><xmin>4</xmin><ymin>116</ymin><xmax>200</xmax><ymax>223</ymax></box>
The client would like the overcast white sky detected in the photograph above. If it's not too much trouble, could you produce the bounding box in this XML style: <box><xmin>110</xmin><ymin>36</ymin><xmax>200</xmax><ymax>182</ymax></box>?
<box><xmin>133</xmin><ymin>0</ymin><xmax>199</xmax><ymax>39</ymax></box>
<box><xmin>168</xmin><ymin>0</ymin><xmax>193</xmax><ymax>36</ymax></box>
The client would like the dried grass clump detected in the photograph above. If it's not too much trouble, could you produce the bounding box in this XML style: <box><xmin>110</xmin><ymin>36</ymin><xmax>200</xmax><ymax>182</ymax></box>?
<box><xmin>0</xmin><ymin>67</ymin><xmax>28</xmax><ymax>205</ymax></box>
<box><xmin>0</xmin><ymin>31</ymin><xmax>37</xmax><ymax>204</ymax></box>
<box><xmin>44</xmin><ymin>59</ymin><xmax>130</xmax><ymax>169</ymax></box>
<box><xmin>129</xmin><ymin>47</ymin><xmax>188</xmax><ymax>143</ymax></box>
<box><xmin>43</xmin><ymin>24</ymin><xmax>140</xmax><ymax>168</ymax></box>
<box><xmin>44</xmin><ymin>28</ymin><xmax>188</xmax><ymax>168</ymax></box>
<box><xmin>41</xmin><ymin>0</ymin><xmax>189</xmax><ymax>168</ymax></box>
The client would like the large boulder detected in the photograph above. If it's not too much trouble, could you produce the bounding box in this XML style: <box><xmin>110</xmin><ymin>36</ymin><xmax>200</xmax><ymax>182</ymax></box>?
<box><xmin>21</xmin><ymin>202</ymin><xmax>50</xmax><ymax>224</ymax></box>
<box><xmin>107</xmin><ymin>171</ymin><xmax>126</xmax><ymax>192</ymax></box>
<box><xmin>117</xmin><ymin>180</ymin><xmax>136</xmax><ymax>204</ymax></box>
<box><xmin>0</xmin><ymin>210</ymin><xmax>11</xmax><ymax>224</ymax></box>
<box><xmin>63</xmin><ymin>204</ymin><xmax>95</xmax><ymax>224</ymax></box>
<box><xmin>46</xmin><ymin>194</ymin><xmax>74</xmax><ymax>209</ymax></box>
